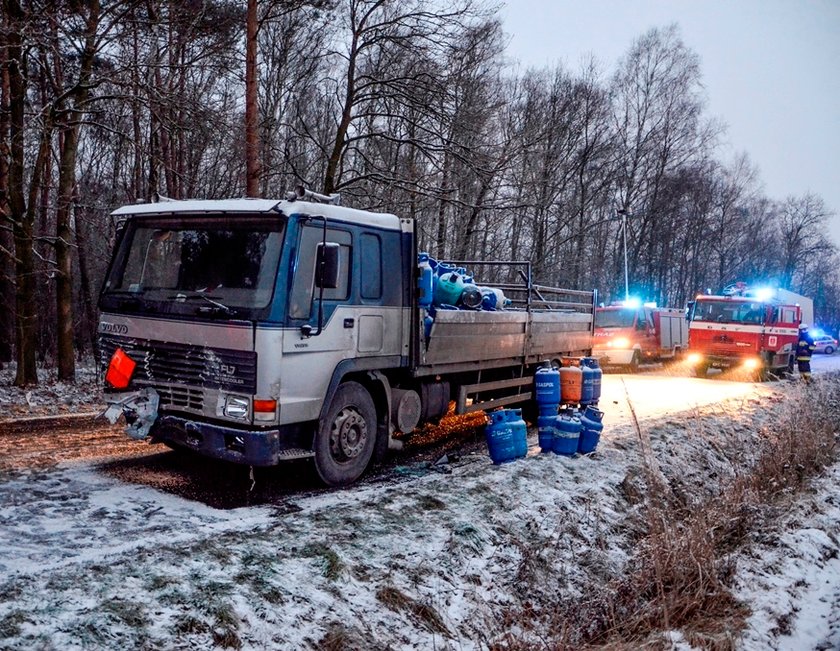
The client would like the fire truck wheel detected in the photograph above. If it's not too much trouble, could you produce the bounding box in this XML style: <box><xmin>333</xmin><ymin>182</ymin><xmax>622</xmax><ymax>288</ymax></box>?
<box><xmin>693</xmin><ymin>363</ymin><xmax>709</xmax><ymax>378</ymax></box>
<box><xmin>627</xmin><ymin>351</ymin><xmax>641</xmax><ymax>373</ymax></box>
<box><xmin>314</xmin><ymin>381</ymin><xmax>377</xmax><ymax>487</ymax></box>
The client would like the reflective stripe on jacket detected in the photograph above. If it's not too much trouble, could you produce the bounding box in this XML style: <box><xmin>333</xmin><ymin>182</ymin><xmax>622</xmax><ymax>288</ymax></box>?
<box><xmin>796</xmin><ymin>332</ymin><xmax>816</xmax><ymax>360</ymax></box>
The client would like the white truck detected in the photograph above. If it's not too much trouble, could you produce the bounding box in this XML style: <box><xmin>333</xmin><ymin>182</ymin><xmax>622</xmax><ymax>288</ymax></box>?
<box><xmin>99</xmin><ymin>192</ymin><xmax>595</xmax><ymax>485</ymax></box>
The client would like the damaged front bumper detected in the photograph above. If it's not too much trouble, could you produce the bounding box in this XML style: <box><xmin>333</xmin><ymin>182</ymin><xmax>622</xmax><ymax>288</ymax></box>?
<box><xmin>151</xmin><ymin>415</ymin><xmax>285</xmax><ymax>466</ymax></box>
<box><xmin>101</xmin><ymin>388</ymin><xmax>160</xmax><ymax>440</ymax></box>
<box><xmin>101</xmin><ymin>388</ymin><xmax>308</xmax><ymax>466</ymax></box>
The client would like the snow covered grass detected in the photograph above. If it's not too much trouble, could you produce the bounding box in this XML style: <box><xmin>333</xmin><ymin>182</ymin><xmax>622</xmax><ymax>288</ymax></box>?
<box><xmin>0</xmin><ymin>362</ymin><xmax>102</xmax><ymax>419</ymax></box>
<box><xmin>492</xmin><ymin>378</ymin><xmax>840</xmax><ymax>649</ymax></box>
<box><xmin>0</xmin><ymin>376</ymin><xmax>837</xmax><ymax>649</ymax></box>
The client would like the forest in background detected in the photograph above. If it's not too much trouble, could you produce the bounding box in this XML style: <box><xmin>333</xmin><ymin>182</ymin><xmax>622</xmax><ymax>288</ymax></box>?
<box><xmin>1</xmin><ymin>0</ymin><xmax>838</xmax><ymax>386</ymax></box>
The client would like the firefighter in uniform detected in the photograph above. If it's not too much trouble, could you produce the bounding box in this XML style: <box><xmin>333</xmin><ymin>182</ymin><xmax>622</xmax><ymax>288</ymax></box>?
<box><xmin>795</xmin><ymin>323</ymin><xmax>816</xmax><ymax>382</ymax></box>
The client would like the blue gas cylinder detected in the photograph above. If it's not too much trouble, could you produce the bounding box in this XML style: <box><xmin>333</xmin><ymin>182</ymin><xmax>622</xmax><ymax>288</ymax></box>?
<box><xmin>553</xmin><ymin>411</ymin><xmax>581</xmax><ymax>456</ymax></box>
<box><xmin>508</xmin><ymin>408</ymin><xmax>528</xmax><ymax>459</ymax></box>
<box><xmin>580</xmin><ymin>357</ymin><xmax>602</xmax><ymax>405</ymax></box>
<box><xmin>534</xmin><ymin>366</ymin><xmax>561</xmax><ymax>408</ymax></box>
<box><xmin>485</xmin><ymin>409</ymin><xmax>528</xmax><ymax>464</ymax></box>
<box><xmin>417</xmin><ymin>253</ymin><xmax>434</xmax><ymax>307</ymax></box>
<box><xmin>435</xmin><ymin>261</ymin><xmax>455</xmax><ymax>277</ymax></box>
<box><xmin>537</xmin><ymin>413</ymin><xmax>557</xmax><ymax>452</ymax></box>
<box><xmin>423</xmin><ymin>313</ymin><xmax>434</xmax><ymax>339</ymax></box>
<box><xmin>434</xmin><ymin>272</ymin><xmax>465</xmax><ymax>306</ymax></box>
<box><xmin>580</xmin><ymin>359</ymin><xmax>595</xmax><ymax>404</ymax></box>
<box><xmin>579</xmin><ymin>405</ymin><xmax>604</xmax><ymax>454</ymax></box>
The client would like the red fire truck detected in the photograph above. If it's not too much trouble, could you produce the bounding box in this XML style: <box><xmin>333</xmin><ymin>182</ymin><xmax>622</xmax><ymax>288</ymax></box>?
<box><xmin>592</xmin><ymin>301</ymin><xmax>688</xmax><ymax>372</ymax></box>
<box><xmin>686</xmin><ymin>284</ymin><xmax>810</xmax><ymax>379</ymax></box>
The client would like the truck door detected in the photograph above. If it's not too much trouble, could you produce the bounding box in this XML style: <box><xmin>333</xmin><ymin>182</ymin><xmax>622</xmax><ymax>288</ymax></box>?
<box><xmin>288</xmin><ymin>225</ymin><xmax>353</xmax><ymax>351</ymax></box>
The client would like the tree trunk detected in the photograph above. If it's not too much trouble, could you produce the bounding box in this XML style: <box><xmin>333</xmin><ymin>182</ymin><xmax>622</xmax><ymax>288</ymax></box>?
<box><xmin>245</xmin><ymin>0</ymin><xmax>260</xmax><ymax>197</ymax></box>
<box><xmin>0</xmin><ymin>29</ymin><xmax>13</xmax><ymax>367</ymax></box>
<box><xmin>73</xmin><ymin>193</ymin><xmax>99</xmax><ymax>361</ymax></box>
<box><xmin>54</xmin><ymin>0</ymin><xmax>100</xmax><ymax>381</ymax></box>
<box><xmin>6</xmin><ymin>0</ymin><xmax>38</xmax><ymax>385</ymax></box>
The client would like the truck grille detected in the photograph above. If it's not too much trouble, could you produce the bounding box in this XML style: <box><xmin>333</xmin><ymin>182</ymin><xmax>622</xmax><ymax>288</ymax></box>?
<box><xmin>99</xmin><ymin>334</ymin><xmax>257</xmax><ymax>394</ymax></box>
<box><xmin>156</xmin><ymin>385</ymin><xmax>204</xmax><ymax>411</ymax></box>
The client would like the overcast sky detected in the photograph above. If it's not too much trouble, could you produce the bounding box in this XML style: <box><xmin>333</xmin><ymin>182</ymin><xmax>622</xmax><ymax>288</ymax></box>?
<box><xmin>499</xmin><ymin>0</ymin><xmax>840</xmax><ymax>247</ymax></box>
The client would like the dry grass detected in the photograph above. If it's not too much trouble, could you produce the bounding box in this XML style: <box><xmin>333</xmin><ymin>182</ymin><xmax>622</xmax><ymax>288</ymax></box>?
<box><xmin>489</xmin><ymin>377</ymin><xmax>840</xmax><ymax>650</ymax></box>
<box><xmin>375</xmin><ymin>585</ymin><xmax>451</xmax><ymax>637</ymax></box>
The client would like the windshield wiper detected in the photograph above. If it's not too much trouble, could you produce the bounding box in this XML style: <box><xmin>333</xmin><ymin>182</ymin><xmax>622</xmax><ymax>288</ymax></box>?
<box><xmin>167</xmin><ymin>292</ymin><xmax>237</xmax><ymax>317</ymax></box>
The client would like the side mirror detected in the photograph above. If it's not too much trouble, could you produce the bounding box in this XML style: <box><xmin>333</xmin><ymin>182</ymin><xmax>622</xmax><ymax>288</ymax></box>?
<box><xmin>315</xmin><ymin>242</ymin><xmax>340</xmax><ymax>289</ymax></box>
<box><xmin>686</xmin><ymin>301</ymin><xmax>694</xmax><ymax>320</ymax></box>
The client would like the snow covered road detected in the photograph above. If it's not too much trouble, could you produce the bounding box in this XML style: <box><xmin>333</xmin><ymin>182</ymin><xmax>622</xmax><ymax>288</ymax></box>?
<box><xmin>0</xmin><ymin>367</ymin><xmax>837</xmax><ymax>649</ymax></box>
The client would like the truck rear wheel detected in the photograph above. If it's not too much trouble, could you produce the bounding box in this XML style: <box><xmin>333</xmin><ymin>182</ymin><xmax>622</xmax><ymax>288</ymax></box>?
<box><xmin>314</xmin><ymin>382</ymin><xmax>377</xmax><ymax>487</ymax></box>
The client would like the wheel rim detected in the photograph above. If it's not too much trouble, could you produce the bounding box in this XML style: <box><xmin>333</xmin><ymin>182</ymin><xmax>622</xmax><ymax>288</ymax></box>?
<box><xmin>329</xmin><ymin>406</ymin><xmax>368</xmax><ymax>462</ymax></box>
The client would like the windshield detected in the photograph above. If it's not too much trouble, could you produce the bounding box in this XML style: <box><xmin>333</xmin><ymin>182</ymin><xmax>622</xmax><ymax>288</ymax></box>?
<box><xmin>101</xmin><ymin>215</ymin><xmax>285</xmax><ymax>317</ymax></box>
<box><xmin>595</xmin><ymin>309</ymin><xmax>635</xmax><ymax>328</ymax></box>
<box><xmin>691</xmin><ymin>300</ymin><xmax>765</xmax><ymax>325</ymax></box>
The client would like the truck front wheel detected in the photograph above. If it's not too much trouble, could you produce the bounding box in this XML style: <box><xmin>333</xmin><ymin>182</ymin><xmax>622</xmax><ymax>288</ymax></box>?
<box><xmin>314</xmin><ymin>382</ymin><xmax>377</xmax><ymax>487</ymax></box>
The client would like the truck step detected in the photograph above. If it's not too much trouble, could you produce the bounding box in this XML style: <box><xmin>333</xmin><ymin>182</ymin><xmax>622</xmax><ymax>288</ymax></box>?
<box><xmin>277</xmin><ymin>447</ymin><xmax>314</xmax><ymax>460</ymax></box>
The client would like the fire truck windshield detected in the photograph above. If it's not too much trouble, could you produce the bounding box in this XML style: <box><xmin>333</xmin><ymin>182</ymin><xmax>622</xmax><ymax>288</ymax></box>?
<box><xmin>692</xmin><ymin>300</ymin><xmax>765</xmax><ymax>325</ymax></box>
<box><xmin>100</xmin><ymin>215</ymin><xmax>285</xmax><ymax>318</ymax></box>
<box><xmin>595</xmin><ymin>308</ymin><xmax>636</xmax><ymax>328</ymax></box>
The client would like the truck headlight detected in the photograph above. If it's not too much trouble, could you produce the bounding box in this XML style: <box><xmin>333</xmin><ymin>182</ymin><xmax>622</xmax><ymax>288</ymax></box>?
<box><xmin>743</xmin><ymin>357</ymin><xmax>760</xmax><ymax>370</ymax></box>
<box><xmin>223</xmin><ymin>396</ymin><xmax>250</xmax><ymax>420</ymax></box>
<box><xmin>687</xmin><ymin>353</ymin><xmax>702</xmax><ymax>365</ymax></box>
<box><xmin>611</xmin><ymin>337</ymin><xmax>630</xmax><ymax>348</ymax></box>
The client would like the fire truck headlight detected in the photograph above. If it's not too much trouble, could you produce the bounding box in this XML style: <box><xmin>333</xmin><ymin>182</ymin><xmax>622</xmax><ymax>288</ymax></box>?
<box><xmin>611</xmin><ymin>337</ymin><xmax>630</xmax><ymax>348</ymax></box>
<box><xmin>743</xmin><ymin>357</ymin><xmax>760</xmax><ymax>370</ymax></box>
<box><xmin>223</xmin><ymin>396</ymin><xmax>250</xmax><ymax>420</ymax></box>
<box><xmin>687</xmin><ymin>352</ymin><xmax>702</xmax><ymax>365</ymax></box>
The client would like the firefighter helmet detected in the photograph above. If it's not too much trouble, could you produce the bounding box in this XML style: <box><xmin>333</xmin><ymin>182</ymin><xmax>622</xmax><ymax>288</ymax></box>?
<box><xmin>798</xmin><ymin>323</ymin><xmax>808</xmax><ymax>330</ymax></box>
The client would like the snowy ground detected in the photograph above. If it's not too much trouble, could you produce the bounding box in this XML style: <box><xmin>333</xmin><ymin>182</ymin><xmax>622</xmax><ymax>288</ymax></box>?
<box><xmin>0</xmin><ymin>363</ymin><xmax>102</xmax><ymax>419</ymax></box>
<box><xmin>0</xmin><ymin>362</ymin><xmax>838</xmax><ymax>649</ymax></box>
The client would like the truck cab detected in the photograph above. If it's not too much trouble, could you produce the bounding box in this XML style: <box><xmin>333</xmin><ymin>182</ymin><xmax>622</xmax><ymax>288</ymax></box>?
<box><xmin>592</xmin><ymin>303</ymin><xmax>687</xmax><ymax>371</ymax></box>
<box><xmin>686</xmin><ymin>289</ymin><xmax>802</xmax><ymax>378</ymax></box>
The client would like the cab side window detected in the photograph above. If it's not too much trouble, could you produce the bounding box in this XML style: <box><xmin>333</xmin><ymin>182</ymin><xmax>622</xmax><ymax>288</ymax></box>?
<box><xmin>360</xmin><ymin>233</ymin><xmax>382</xmax><ymax>300</ymax></box>
<box><xmin>636</xmin><ymin>311</ymin><xmax>647</xmax><ymax>330</ymax></box>
<box><xmin>289</xmin><ymin>226</ymin><xmax>351</xmax><ymax>319</ymax></box>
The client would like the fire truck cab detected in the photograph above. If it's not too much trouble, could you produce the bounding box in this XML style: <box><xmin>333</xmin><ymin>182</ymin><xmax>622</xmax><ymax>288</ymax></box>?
<box><xmin>686</xmin><ymin>284</ymin><xmax>807</xmax><ymax>379</ymax></box>
<box><xmin>592</xmin><ymin>302</ymin><xmax>688</xmax><ymax>371</ymax></box>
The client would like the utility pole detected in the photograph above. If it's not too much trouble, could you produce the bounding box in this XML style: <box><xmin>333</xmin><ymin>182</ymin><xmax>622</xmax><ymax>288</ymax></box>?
<box><xmin>617</xmin><ymin>208</ymin><xmax>630</xmax><ymax>301</ymax></box>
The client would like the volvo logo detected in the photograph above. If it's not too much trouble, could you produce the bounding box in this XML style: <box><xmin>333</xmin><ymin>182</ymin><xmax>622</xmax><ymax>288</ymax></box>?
<box><xmin>99</xmin><ymin>322</ymin><xmax>128</xmax><ymax>335</ymax></box>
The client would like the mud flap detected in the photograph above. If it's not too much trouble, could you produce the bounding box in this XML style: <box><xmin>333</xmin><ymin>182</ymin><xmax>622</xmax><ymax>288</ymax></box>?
<box><xmin>101</xmin><ymin>388</ymin><xmax>160</xmax><ymax>440</ymax></box>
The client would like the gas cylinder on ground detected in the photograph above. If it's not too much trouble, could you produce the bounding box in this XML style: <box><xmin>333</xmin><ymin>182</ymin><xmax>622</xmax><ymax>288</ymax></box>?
<box><xmin>580</xmin><ymin>360</ymin><xmax>595</xmax><ymax>404</ymax></box>
<box><xmin>559</xmin><ymin>361</ymin><xmax>583</xmax><ymax>405</ymax></box>
<box><xmin>485</xmin><ymin>408</ymin><xmax>528</xmax><ymax>464</ymax></box>
<box><xmin>417</xmin><ymin>253</ymin><xmax>434</xmax><ymax>307</ymax></box>
<box><xmin>537</xmin><ymin>412</ymin><xmax>557</xmax><ymax>452</ymax></box>
<box><xmin>434</xmin><ymin>272</ymin><xmax>465</xmax><ymax>306</ymax></box>
<box><xmin>580</xmin><ymin>357</ymin><xmax>602</xmax><ymax>404</ymax></box>
<box><xmin>534</xmin><ymin>366</ymin><xmax>561</xmax><ymax>408</ymax></box>
<box><xmin>579</xmin><ymin>405</ymin><xmax>604</xmax><ymax>454</ymax></box>
<box><xmin>552</xmin><ymin>410</ymin><xmax>581</xmax><ymax>455</ymax></box>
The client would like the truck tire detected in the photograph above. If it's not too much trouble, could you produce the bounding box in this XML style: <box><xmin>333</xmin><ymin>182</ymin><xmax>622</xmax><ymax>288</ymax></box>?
<box><xmin>314</xmin><ymin>382</ymin><xmax>377</xmax><ymax>487</ymax></box>
<box><xmin>693</xmin><ymin>363</ymin><xmax>709</xmax><ymax>378</ymax></box>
